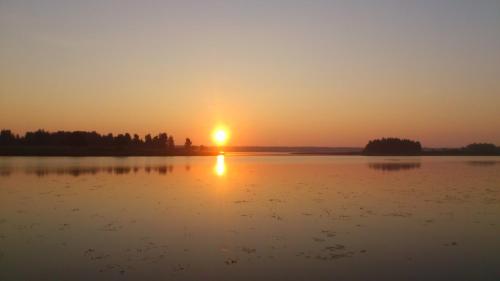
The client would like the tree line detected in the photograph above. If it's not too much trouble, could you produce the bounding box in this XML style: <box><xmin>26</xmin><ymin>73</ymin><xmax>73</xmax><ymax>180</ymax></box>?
<box><xmin>0</xmin><ymin>129</ymin><xmax>194</xmax><ymax>150</ymax></box>
<box><xmin>363</xmin><ymin>138</ymin><xmax>422</xmax><ymax>155</ymax></box>
<box><xmin>363</xmin><ymin>137</ymin><xmax>500</xmax><ymax>155</ymax></box>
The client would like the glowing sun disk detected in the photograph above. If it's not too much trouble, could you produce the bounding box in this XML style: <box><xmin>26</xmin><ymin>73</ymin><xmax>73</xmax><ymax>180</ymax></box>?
<box><xmin>212</xmin><ymin>128</ymin><xmax>229</xmax><ymax>146</ymax></box>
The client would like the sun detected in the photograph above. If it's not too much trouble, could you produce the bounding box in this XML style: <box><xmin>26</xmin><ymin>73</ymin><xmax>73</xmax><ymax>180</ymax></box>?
<box><xmin>212</xmin><ymin>127</ymin><xmax>229</xmax><ymax>146</ymax></box>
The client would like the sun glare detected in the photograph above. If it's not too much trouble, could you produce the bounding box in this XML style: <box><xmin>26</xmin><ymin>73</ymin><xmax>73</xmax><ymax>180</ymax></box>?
<box><xmin>214</xmin><ymin>154</ymin><xmax>226</xmax><ymax>176</ymax></box>
<box><xmin>212</xmin><ymin>127</ymin><xmax>229</xmax><ymax>146</ymax></box>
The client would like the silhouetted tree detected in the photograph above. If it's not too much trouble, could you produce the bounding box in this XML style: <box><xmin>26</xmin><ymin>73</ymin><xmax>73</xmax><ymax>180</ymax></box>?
<box><xmin>104</xmin><ymin>133</ymin><xmax>114</xmax><ymax>146</ymax></box>
<box><xmin>0</xmin><ymin>130</ymin><xmax>16</xmax><ymax>145</ymax></box>
<box><xmin>184</xmin><ymin>138</ymin><xmax>192</xmax><ymax>150</ymax></box>
<box><xmin>167</xmin><ymin>136</ymin><xmax>175</xmax><ymax>150</ymax></box>
<box><xmin>158</xmin><ymin>133</ymin><xmax>168</xmax><ymax>148</ymax></box>
<box><xmin>24</xmin><ymin>129</ymin><xmax>51</xmax><ymax>145</ymax></box>
<box><xmin>124</xmin><ymin>133</ymin><xmax>132</xmax><ymax>145</ymax></box>
<box><xmin>145</xmin><ymin>134</ymin><xmax>153</xmax><ymax>146</ymax></box>
<box><xmin>133</xmin><ymin>134</ymin><xmax>141</xmax><ymax>145</ymax></box>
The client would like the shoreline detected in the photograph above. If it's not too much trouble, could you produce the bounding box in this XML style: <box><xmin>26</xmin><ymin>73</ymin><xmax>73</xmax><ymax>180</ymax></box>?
<box><xmin>1</xmin><ymin>151</ymin><xmax>499</xmax><ymax>157</ymax></box>
<box><xmin>1</xmin><ymin>145</ymin><xmax>499</xmax><ymax>157</ymax></box>
<box><xmin>0</xmin><ymin>146</ymin><xmax>219</xmax><ymax>157</ymax></box>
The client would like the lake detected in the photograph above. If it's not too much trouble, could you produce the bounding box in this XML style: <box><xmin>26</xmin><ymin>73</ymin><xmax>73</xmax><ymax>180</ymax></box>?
<box><xmin>0</xmin><ymin>156</ymin><xmax>499</xmax><ymax>280</ymax></box>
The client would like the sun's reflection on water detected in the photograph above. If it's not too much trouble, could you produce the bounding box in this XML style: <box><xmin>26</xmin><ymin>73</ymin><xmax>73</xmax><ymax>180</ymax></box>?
<box><xmin>214</xmin><ymin>154</ymin><xmax>226</xmax><ymax>176</ymax></box>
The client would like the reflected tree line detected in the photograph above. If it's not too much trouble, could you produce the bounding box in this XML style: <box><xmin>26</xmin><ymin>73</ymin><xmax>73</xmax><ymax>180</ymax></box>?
<box><xmin>0</xmin><ymin>164</ymin><xmax>193</xmax><ymax>177</ymax></box>
<box><xmin>465</xmin><ymin>160</ymin><xmax>500</xmax><ymax>167</ymax></box>
<box><xmin>368</xmin><ymin>159</ymin><xmax>499</xmax><ymax>172</ymax></box>
<box><xmin>368</xmin><ymin>162</ymin><xmax>421</xmax><ymax>172</ymax></box>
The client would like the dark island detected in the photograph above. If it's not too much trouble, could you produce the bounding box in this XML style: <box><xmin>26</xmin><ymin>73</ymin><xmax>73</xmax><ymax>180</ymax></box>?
<box><xmin>0</xmin><ymin>129</ymin><xmax>217</xmax><ymax>156</ymax></box>
<box><xmin>363</xmin><ymin>138</ymin><xmax>422</xmax><ymax>155</ymax></box>
<box><xmin>362</xmin><ymin>137</ymin><xmax>500</xmax><ymax>156</ymax></box>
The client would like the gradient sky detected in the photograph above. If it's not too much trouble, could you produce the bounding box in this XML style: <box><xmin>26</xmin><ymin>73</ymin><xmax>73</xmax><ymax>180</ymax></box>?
<box><xmin>1</xmin><ymin>0</ymin><xmax>499</xmax><ymax>147</ymax></box>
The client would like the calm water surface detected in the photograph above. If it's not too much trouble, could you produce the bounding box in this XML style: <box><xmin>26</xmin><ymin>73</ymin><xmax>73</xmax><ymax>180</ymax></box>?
<box><xmin>0</xmin><ymin>156</ymin><xmax>499</xmax><ymax>280</ymax></box>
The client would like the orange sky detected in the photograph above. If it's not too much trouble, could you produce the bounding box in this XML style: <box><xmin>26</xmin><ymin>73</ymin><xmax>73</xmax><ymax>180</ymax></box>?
<box><xmin>1</xmin><ymin>1</ymin><xmax>499</xmax><ymax>147</ymax></box>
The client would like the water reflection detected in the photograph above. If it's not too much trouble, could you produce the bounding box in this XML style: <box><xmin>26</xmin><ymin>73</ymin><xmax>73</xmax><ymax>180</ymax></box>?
<box><xmin>1</xmin><ymin>156</ymin><xmax>500</xmax><ymax>280</ymax></box>
<box><xmin>214</xmin><ymin>154</ymin><xmax>226</xmax><ymax>176</ymax></box>
<box><xmin>466</xmin><ymin>160</ymin><xmax>499</xmax><ymax>167</ymax></box>
<box><xmin>0</xmin><ymin>165</ymin><xmax>178</xmax><ymax>177</ymax></box>
<box><xmin>0</xmin><ymin>169</ymin><xmax>11</xmax><ymax>176</ymax></box>
<box><xmin>368</xmin><ymin>162</ymin><xmax>421</xmax><ymax>172</ymax></box>
<box><xmin>0</xmin><ymin>157</ymin><xmax>222</xmax><ymax>177</ymax></box>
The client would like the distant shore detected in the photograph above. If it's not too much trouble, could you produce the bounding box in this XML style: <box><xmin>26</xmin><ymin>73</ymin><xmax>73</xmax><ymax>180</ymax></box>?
<box><xmin>291</xmin><ymin>152</ymin><xmax>500</xmax><ymax>156</ymax></box>
<box><xmin>1</xmin><ymin>145</ymin><xmax>499</xmax><ymax>157</ymax></box>
<box><xmin>2</xmin><ymin>130</ymin><xmax>498</xmax><ymax>157</ymax></box>
<box><xmin>0</xmin><ymin>146</ymin><xmax>219</xmax><ymax>157</ymax></box>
